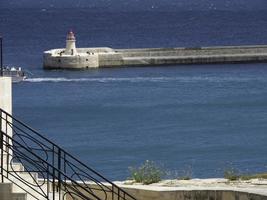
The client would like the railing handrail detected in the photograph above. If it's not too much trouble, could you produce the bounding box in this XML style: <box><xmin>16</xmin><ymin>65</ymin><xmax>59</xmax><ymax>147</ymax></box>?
<box><xmin>0</xmin><ymin>108</ymin><xmax>137</xmax><ymax>200</ymax></box>
<box><xmin>0</xmin><ymin>109</ymin><xmax>116</xmax><ymax>182</ymax></box>
<box><xmin>0</xmin><ymin>129</ymin><xmax>104</xmax><ymax>200</ymax></box>
<box><xmin>0</xmin><ymin>108</ymin><xmax>116</xmax><ymax>183</ymax></box>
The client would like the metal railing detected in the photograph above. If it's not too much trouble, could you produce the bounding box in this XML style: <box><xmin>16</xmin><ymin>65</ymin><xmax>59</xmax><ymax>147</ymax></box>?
<box><xmin>0</xmin><ymin>108</ymin><xmax>137</xmax><ymax>200</ymax></box>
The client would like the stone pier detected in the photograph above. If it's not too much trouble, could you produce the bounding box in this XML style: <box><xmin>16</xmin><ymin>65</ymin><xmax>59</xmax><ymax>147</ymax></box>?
<box><xmin>44</xmin><ymin>45</ymin><xmax>267</xmax><ymax>69</ymax></box>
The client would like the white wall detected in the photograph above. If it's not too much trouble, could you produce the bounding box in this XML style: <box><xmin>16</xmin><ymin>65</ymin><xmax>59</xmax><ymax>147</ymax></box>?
<box><xmin>0</xmin><ymin>77</ymin><xmax>12</xmax><ymax>114</ymax></box>
<box><xmin>0</xmin><ymin>77</ymin><xmax>12</xmax><ymax>167</ymax></box>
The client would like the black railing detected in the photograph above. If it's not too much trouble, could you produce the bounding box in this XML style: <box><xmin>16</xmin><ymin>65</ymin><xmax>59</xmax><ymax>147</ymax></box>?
<box><xmin>0</xmin><ymin>108</ymin><xmax>137</xmax><ymax>200</ymax></box>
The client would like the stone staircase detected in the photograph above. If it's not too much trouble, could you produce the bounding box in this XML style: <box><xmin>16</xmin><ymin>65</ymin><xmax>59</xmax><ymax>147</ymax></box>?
<box><xmin>0</xmin><ymin>161</ymin><xmax>62</xmax><ymax>200</ymax></box>
<box><xmin>0</xmin><ymin>108</ymin><xmax>137</xmax><ymax>200</ymax></box>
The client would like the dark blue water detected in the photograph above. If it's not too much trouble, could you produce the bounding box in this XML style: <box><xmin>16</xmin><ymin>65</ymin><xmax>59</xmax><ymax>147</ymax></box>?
<box><xmin>1</xmin><ymin>8</ymin><xmax>267</xmax><ymax>180</ymax></box>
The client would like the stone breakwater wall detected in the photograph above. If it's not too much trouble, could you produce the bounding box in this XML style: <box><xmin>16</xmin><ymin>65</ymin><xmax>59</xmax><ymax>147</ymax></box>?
<box><xmin>43</xmin><ymin>45</ymin><xmax>267</xmax><ymax>69</ymax></box>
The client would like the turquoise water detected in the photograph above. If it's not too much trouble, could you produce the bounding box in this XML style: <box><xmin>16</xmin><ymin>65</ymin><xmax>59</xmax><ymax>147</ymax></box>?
<box><xmin>1</xmin><ymin>9</ymin><xmax>267</xmax><ymax>180</ymax></box>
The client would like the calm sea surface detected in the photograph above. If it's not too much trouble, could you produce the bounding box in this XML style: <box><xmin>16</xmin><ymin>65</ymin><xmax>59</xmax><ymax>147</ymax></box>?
<box><xmin>1</xmin><ymin>8</ymin><xmax>267</xmax><ymax>180</ymax></box>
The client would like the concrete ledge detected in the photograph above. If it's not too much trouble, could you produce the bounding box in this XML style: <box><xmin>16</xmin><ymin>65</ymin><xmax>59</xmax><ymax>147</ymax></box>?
<box><xmin>114</xmin><ymin>179</ymin><xmax>267</xmax><ymax>200</ymax></box>
<box><xmin>119</xmin><ymin>189</ymin><xmax>267</xmax><ymax>200</ymax></box>
<box><xmin>62</xmin><ymin>179</ymin><xmax>267</xmax><ymax>200</ymax></box>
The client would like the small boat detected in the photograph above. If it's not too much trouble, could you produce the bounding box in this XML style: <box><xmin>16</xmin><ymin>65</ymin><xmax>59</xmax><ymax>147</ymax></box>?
<box><xmin>2</xmin><ymin>66</ymin><xmax>27</xmax><ymax>83</ymax></box>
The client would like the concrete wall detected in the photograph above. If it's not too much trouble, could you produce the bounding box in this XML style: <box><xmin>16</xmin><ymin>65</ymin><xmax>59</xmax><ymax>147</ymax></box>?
<box><xmin>0</xmin><ymin>77</ymin><xmax>12</xmax><ymax>138</ymax></box>
<box><xmin>115</xmin><ymin>46</ymin><xmax>267</xmax><ymax>57</ymax></box>
<box><xmin>43</xmin><ymin>47</ymin><xmax>115</xmax><ymax>69</ymax></box>
<box><xmin>62</xmin><ymin>182</ymin><xmax>267</xmax><ymax>200</ymax></box>
<box><xmin>98</xmin><ymin>53</ymin><xmax>124</xmax><ymax>67</ymax></box>
<box><xmin>0</xmin><ymin>77</ymin><xmax>12</xmax><ymax>114</ymax></box>
<box><xmin>120</xmin><ymin>188</ymin><xmax>267</xmax><ymax>200</ymax></box>
<box><xmin>0</xmin><ymin>77</ymin><xmax>13</xmax><ymax>180</ymax></box>
<box><xmin>43</xmin><ymin>53</ymin><xmax>99</xmax><ymax>69</ymax></box>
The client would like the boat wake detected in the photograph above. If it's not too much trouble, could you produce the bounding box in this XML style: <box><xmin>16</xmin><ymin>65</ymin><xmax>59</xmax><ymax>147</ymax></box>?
<box><xmin>24</xmin><ymin>76</ymin><xmax>263</xmax><ymax>83</ymax></box>
<box><xmin>24</xmin><ymin>77</ymin><xmax>175</xmax><ymax>83</ymax></box>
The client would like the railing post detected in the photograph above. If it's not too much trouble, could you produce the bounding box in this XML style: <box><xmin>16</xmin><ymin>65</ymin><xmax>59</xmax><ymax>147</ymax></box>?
<box><xmin>47</xmin><ymin>164</ymin><xmax>50</xmax><ymax>200</ymax></box>
<box><xmin>52</xmin><ymin>145</ymin><xmax>56</xmax><ymax>200</ymax></box>
<box><xmin>5</xmin><ymin>114</ymin><xmax>10</xmax><ymax>180</ymax></box>
<box><xmin>58</xmin><ymin>148</ymin><xmax>61</xmax><ymax>200</ymax></box>
<box><xmin>112</xmin><ymin>185</ymin><xmax>114</xmax><ymax>200</ymax></box>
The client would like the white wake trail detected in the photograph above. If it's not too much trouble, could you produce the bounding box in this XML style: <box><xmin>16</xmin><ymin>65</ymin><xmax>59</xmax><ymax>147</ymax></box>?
<box><xmin>24</xmin><ymin>76</ymin><xmax>262</xmax><ymax>83</ymax></box>
<box><xmin>24</xmin><ymin>77</ymin><xmax>177</xmax><ymax>83</ymax></box>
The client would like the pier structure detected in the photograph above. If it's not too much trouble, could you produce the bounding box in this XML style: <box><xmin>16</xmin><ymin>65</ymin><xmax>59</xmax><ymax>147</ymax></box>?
<box><xmin>43</xmin><ymin>31</ymin><xmax>267</xmax><ymax>69</ymax></box>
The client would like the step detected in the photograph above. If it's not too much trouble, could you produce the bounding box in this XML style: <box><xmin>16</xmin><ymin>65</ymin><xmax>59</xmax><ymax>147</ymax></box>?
<box><xmin>38</xmin><ymin>180</ymin><xmax>63</xmax><ymax>200</ymax></box>
<box><xmin>2</xmin><ymin>162</ymin><xmax>25</xmax><ymax>172</ymax></box>
<box><xmin>12</xmin><ymin>193</ymin><xmax>27</xmax><ymax>200</ymax></box>
<box><xmin>2</xmin><ymin>164</ymin><xmax>63</xmax><ymax>200</ymax></box>
<box><xmin>11</xmin><ymin>177</ymin><xmax>63</xmax><ymax>200</ymax></box>
<box><xmin>9</xmin><ymin>171</ymin><xmax>39</xmax><ymax>191</ymax></box>
<box><xmin>9</xmin><ymin>171</ymin><xmax>46</xmax><ymax>200</ymax></box>
<box><xmin>1</xmin><ymin>162</ymin><xmax>25</xmax><ymax>181</ymax></box>
<box><xmin>0</xmin><ymin>182</ymin><xmax>13</xmax><ymax>200</ymax></box>
<box><xmin>0</xmin><ymin>181</ymin><xmax>28</xmax><ymax>200</ymax></box>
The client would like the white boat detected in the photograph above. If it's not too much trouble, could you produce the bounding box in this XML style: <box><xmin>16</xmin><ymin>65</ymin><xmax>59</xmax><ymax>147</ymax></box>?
<box><xmin>2</xmin><ymin>66</ymin><xmax>27</xmax><ymax>83</ymax></box>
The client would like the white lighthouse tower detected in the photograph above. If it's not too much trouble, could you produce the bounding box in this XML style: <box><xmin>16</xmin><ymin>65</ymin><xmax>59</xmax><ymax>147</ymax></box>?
<box><xmin>65</xmin><ymin>30</ymin><xmax>77</xmax><ymax>55</ymax></box>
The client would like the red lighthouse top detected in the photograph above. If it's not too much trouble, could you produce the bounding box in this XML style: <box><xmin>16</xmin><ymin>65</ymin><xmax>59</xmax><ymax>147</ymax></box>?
<box><xmin>66</xmin><ymin>30</ymin><xmax>75</xmax><ymax>40</ymax></box>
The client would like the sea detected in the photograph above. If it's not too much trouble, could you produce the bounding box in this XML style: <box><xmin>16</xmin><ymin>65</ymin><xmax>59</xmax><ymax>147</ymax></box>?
<box><xmin>1</xmin><ymin>8</ymin><xmax>267</xmax><ymax>180</ymax></box>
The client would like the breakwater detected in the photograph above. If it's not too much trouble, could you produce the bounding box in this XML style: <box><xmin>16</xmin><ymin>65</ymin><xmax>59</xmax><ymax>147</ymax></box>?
<box><xmin>43</xmin><ymin>45</ymin><xmax>267</xmax><ymax>69</ymax></box>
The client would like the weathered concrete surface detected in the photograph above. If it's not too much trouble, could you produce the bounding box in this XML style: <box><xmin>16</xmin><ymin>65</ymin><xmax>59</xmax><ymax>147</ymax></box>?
<box><xmin>116</xmin><ymin>178</ymin><xmax>267</xmax><ymax>200</ymax></box>
<box><xmin>0</xmin><ymin>77</ymin><xmax>12</xmax><ymax>114</ymax></box>
<box><xmin>43</xmin><ymin>47</ymin><xmax>110</xmax><ymax>69</ymax></box>
<box><xmin>0</xmin><ymin>78</ymin><xmax>14</xmax><ymax>200</ymax></box>
<box><xmin>44</xmin><ymin>45</ymin><xmax>267</xmax><ymax>69</ymax></box>
<box><xmin>0</xmin><ymin>183</ymin><xmax>27</xmax><ymax>200</ymax></box>
<box><xmin>0</xmin><ymin>77</ymin><xmax>12</xmax><ymax>139</ymax></box>
<box><xmin>64</xmin><ymin>178</ymin><xmax>267</xmax><ymax>200</ymax></box>
<box><xmin>99</xmin><ymin>46</ymin><xmax>267</xmax><ymax>67</ymax></box>
<box><xmin>0</xmin><ymin>77</ymin><xmax>13</xmax><ymax>179</ymax></box>
<box><xmin>0</xmin><ymin>77</ymin><xmax>12</xmax><ymax>137</ymax></box>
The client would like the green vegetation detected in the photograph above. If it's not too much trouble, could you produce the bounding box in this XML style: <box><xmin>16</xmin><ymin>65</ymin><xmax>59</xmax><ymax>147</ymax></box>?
<box><xmin>129</xmin><ymin>161</ymin><xmax>267</xmax><ymax>183</ymax></box>
<box><xmin>224</xmin><ymin>168</ymin><xmax>240</xmax><ymax>181</ymax></box>
<box><xmin>240</xmin><ymin>173</ymin><xmax>267</xmax><ymax>180</ymax></box>
<box><xmin>224</xmin><ymin>167</ymin><xmax>267</xmax><ymax>181</ymax></box>
<box><xmin>178</xmin><ymin>175</ymin><xmax>192</xmax><ymax>180</ymax></box>
<box><xmin>129</xmin><ymin>160</ymin><xmax>165</xmax><ymax>185</ymax></box>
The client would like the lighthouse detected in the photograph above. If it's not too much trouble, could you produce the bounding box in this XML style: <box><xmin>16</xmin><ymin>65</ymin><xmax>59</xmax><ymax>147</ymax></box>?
<box><xmin>65</xmin><ymin>30</ymin><xmax>77</xmax><ymax>55</ymax></box>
